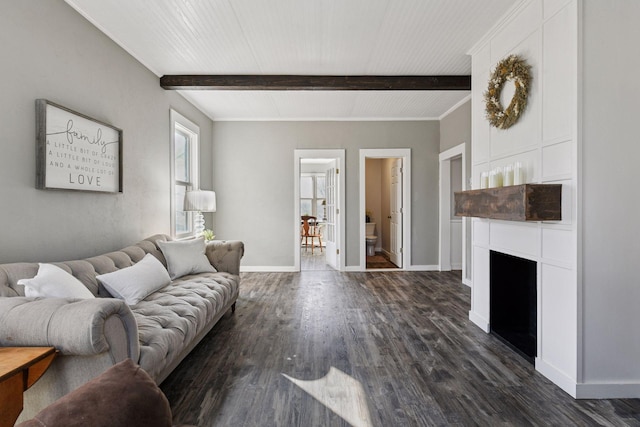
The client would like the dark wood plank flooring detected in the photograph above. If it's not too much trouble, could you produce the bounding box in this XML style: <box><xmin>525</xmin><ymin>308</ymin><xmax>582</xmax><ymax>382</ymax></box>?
<box><xmin>301</xmin><ymin>248</ymin><xmax>332</xmax><ymax>271</ymax></box>
<box><xmin>161</xmin><ymin>271</ymin><xmax>640</xmax><ymax>426</ymax></box>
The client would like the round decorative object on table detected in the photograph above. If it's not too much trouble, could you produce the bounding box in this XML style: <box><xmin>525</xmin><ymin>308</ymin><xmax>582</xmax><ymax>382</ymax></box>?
<box><xmin>484</xmin><ymin>54</ymin><xmax>532</xmax><ymax>130</ymax></box>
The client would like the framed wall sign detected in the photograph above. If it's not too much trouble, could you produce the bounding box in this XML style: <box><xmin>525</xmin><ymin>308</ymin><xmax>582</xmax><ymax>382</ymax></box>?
<box><xmin>36</xmin><ymin>99</ymin><xmax>123</xmax><ymax>193</ymax></box>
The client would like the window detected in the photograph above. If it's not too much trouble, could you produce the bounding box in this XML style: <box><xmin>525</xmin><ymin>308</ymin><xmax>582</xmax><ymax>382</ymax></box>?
<box><xmin>300</xmin><ymin>173</ymin><xmax>326</xmax><ymax>219</ymax></box>
<box><xmin>170</xmin><ymin>110</ymin><xmax>199</xmax><ymax>238</ymax></box>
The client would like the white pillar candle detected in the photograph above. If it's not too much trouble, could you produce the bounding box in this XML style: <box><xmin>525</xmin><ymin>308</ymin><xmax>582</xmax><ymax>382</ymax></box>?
<box><xmin>503</xmin><ymin>165</ymin><xmax>514</xmax><ymax>186</ymax></box>
<box><xmin>494</xmin><ymin>167</ymin><xmax>503</xmax><ymax>187</ymax></box>
<box><xmin>480</xmin><ymin>172</ymin><xmax>489</xmax><ymax>189</ymax></box>
<box><xmin>488</xmin><ymin>170</ymin><xmax>496</xmax><ymax>188</ymax></box>
<box><xmin>514</xmin><ymin>162</ymin><xmax>525</xmax><ymax>185</ymax></box>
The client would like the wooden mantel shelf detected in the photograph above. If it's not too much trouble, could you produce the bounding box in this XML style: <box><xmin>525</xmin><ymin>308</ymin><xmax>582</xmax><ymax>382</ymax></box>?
<box><xmin>454</xmin><ymin>184</ymin><xmax>562</xmax><ymax>222</ymax></box>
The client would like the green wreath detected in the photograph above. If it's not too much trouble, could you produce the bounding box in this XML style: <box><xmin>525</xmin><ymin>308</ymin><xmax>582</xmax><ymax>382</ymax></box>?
<box><xmin>484</xmin><ymin>54</ymin><xmax>532</xmax><ymax>130</ymax></box>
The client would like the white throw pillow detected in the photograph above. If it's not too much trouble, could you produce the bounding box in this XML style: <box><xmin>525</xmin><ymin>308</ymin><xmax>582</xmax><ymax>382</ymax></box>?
<box><xmin>96</xmin><ymin>254</ymin><xmax>171</xmax><ymax>305</ymax></box>
<box><xmin>157</xmin><ymin>237</ymin><xmax>216</xmax><ymax>280</ymax></box>
<box><xmin>18</xmin><ymin>263</ymin><xmax>95</xmax><ymax>299</ymax></box>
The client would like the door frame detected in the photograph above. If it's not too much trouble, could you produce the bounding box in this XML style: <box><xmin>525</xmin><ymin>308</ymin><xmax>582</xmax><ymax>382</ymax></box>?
<box><xmin>294</xmin><ymin>149</ymin><xmax>346</xmax><ymax>271</ymax></box>
<box><xmin>438</xmin><ymin>142</ymin><xmax>470</xmax><ymax>285</ymax></box>
<box><xmin>359</xmin><ymin>149</ymin><xmax>412</xmax><ymax>271</ymax></box>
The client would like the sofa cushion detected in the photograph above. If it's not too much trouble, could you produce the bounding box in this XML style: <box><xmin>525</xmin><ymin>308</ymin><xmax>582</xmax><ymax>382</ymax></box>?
<box><xmin>17</xmin><ymin>263</ymin><xmax>95</xmax><ymax>299</ymax></box>
<box><xmin>83</xmin><ymin>234</ymin><xmax>170</xmax><ymax>297</ymax></box>
<box><xmin>96</xmin><ymin>254</ymin><xmax>171</xmax><ymax>305</ymax></box>
<box><xmin>157</xmin><ymin>238</ymin><xmax>216</xmax><ymax>280</ymax></box>
<box><xmin>132</xmin><ymin>272</ymin><xmax>239</xmax><ymax>380</ymax></box>
<box><xmin>17</xmin><ymin>358</ymin><xmax>172</xmax><ymax>427</ymax></box>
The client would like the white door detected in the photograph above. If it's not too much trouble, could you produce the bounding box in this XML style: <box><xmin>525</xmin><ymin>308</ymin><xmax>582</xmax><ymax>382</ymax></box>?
<box><xmin>389</xmin><ymin>158</ymin><xmax>403</xmax><ymax>267</ymax></box>
<box><xmin>324</xmin><ymin>163</ymin><xmax>338</xmax><ymax>269</ymax></box>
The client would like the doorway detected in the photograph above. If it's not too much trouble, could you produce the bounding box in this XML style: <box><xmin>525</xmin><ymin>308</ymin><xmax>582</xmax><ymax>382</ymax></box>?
<box><xmin>359</xmin><ymin>149</ymin><xmax>411</xmax><ymax>271</ymax></box>
<box><xmin>294</xmin><ymin>149</ymin><xmax>345</xmax><ymax>272</ymax></box>
<box><xmin>438</xmin><ymin>142</ymin><xmax>469</xmax><ymax>285</ymax></box>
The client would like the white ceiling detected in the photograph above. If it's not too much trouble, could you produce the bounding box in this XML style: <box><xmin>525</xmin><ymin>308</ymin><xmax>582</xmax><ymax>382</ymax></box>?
<box><xmin>65</xmin><ymin>0</ymin><xmax>516</xmax><ymax>121</ymax></box>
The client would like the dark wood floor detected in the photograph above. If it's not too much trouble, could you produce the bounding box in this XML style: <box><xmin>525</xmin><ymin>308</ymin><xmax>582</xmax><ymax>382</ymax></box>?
<box><xmin>301</xmin><ymin>248</ymin><xmax>398</xmax><ymax>271</ymax></box>
<box><xmin>161</xmin><ymin>271</ymin><xmax>640</xmax><ymax>426</ymax></box>
<box><xmin>301</xmin><ymin>247</ymin><xmax>332</xmax><ymax>271</ymax></box>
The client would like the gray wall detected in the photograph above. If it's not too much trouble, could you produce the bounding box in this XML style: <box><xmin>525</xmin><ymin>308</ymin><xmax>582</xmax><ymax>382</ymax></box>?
<box><xmin>440</xmin><ymin>98</ymin><xmax>471</xmax><ymax>189</ymax></box>
<box><xmin>0</xmin><ymin>1</ymin><xmax>213</xmax><ymax>263</ymax></box>
<box><xmin>381</xmin><ymin>158</ymin><xmax>393</xmax><ymax>254</ymax></box>
<box><xmin>440</xmin><ymin>99</ymin><xmax>471</xmax><ymax>154</ymax></box>
<box><xmin>582</xmin><ymin>1</ymin><xmax>640</xmax><ymax>383</ymax></box>
<box><xmin>365</xmin><ymin>158</ymin><xmax>384</xmax><ymax>252</ymax></box>
<box><xmin>212</xmin><ymin>121</ymin><xmax>440</xmax><ymax>268</ymax></box>
<box><xmin>365</xmin><ymin>158</ymin><xmax>382</xmax><ymax>233</ymax></box>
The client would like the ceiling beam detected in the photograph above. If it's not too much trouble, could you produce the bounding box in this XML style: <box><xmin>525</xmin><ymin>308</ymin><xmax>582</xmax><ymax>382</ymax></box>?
<box><xmin>159</xmin><ymin>75</ymin><xmax>471</xmax><ymax>91</ymax></box>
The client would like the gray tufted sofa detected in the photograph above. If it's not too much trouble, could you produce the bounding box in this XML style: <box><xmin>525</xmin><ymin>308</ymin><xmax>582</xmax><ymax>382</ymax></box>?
<box><xmin>0</xmin><ymin>234</ymin><xmax>244</xmax><ymax>421</ymax></box>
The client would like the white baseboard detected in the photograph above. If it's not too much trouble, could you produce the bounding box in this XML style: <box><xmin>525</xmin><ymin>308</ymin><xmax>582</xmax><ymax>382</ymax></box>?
<box><xmin>469</xmin><ymin>313</ymin><xmax>640</xmax><ymax>400</ymax></box>
<box><xmin>535</xmin><ymin>358</ymin><xmax>577</xmax><ymax>397</ymax></box>
<box><xmin>242</xmin><ymin>264</ymin><xmax>463</xmax><ymax>275</ymax></box>
<box><xmin>451</xmin><ymin>263</ymin><xmax>462</xmax><ymax>270</ymax></box>
<box><xmin>462</xmin><ymin>278</ymin><xmax>472</xmax><ymax>287</ymax></box>
<box><xmin>240</xmin><ymin>266</ymin><xmax>298</xmax><ymax>272</ymax></box>
<box><xmin>534</xmin><ymin>359</ymin><xmax>640</xmax><ymax>399</ymax></box>
<box><xmin>469</xmin><ymin>311</ymin><xmax>489</xmax><ymax>332</ymax></box>
<box><xmin>407</xmin><ymin>265</ymin><xmax>439</xmax><ymax>271</ymax></box>
<box><xmin>575</xmin><ymin>382</ymin><xmax>640</xmax><ymax>399</ymax></box>
<box><xmin>344</xmin><ymin>264</ymin><xmax>439</xmax><ymax>272</ymax></box>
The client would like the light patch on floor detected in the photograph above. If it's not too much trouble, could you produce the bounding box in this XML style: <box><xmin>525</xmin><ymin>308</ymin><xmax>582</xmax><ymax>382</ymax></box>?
<box><xmin>283</xmin><ymin>367</ymin><xmax>372</xmax><ymax>427</ymax></box>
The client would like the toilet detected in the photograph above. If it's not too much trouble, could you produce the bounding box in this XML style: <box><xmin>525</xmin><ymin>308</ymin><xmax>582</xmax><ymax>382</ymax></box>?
<box><xmin>365</xmin><ymin>223</ymin><xmax>377</xmax><ymax>257</ymax></box>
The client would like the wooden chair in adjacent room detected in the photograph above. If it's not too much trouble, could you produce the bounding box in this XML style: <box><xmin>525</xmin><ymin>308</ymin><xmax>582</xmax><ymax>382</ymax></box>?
<box><xmin>301</xmin><ymin>215</ymin><xmax>323</xmax><ymax>254</ymax></box>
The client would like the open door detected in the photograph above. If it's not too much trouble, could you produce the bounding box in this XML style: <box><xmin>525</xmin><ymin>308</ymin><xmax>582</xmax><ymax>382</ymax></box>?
<box><xmin>389</xmin><ymin>158</ymin><xmax>403</xmax><ymax>267</ymax></box>
<box><xmin>359</xmin><ymin>149</ymin><xmax>411</xmax><ymax>271</ymax></box>
<box><xmin>324</xmin><ymin>162</ymin><xmax>338</xmax><ymax>269</ymax></box>
<box><xmin>295</xmin><ymin>149</ymin><xmax>345</xmax><ymax>272</ymax></box>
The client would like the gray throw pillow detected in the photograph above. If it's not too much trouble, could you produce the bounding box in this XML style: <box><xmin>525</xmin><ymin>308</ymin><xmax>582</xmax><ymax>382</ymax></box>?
<box><xmin>157</xmin><ymin>237</ymin><xmax>216</xmax><ymax>280</ymax></box>
<box><xmin>96</xmin><ymin>254</ymin><xmax>171</xmax><ymax>305</ymax></box>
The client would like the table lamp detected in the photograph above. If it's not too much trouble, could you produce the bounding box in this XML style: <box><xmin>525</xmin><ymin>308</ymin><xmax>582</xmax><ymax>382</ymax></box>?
<box><xmin>183</xmin><ymin>190</ymin><xmax>216</xmax><ymax>237</ymax></box>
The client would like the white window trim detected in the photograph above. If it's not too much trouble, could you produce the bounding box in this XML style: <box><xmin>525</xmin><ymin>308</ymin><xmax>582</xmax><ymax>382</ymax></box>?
<box><xmin>300</xmin><ymin>173</ymin><xmax>326</xmax><ymax>218</ymax></box>
<box><xmin>170</xmin><ymin>109</ymin><xmax>200</xmax><ymax>239</ymax></box>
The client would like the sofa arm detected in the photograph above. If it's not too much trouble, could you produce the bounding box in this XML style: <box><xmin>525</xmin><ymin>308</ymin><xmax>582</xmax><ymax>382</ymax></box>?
<box><xmin>0</xmin><ymin>297</ymin><xmax>139</xmax><ymax>361</ymax></box>
<box><xmin>205</xmin><ymin>240</ymin><xmax>244</xmax><ymax>276</ymax></box>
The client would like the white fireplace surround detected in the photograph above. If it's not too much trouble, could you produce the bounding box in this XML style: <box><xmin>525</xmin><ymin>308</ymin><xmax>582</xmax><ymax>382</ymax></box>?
<box><xmin>468</xmin><ymin>0</ymin><xmax>580</xmax><ymax>397</ymax></box>
<box><xmin>470</xmin><ymin>217</ymin><xmax>577</xmax><ymax>394</ymax></box>
<box><xmin>469</xmin><ymin>0</ymin><xmax>640</xmax><ymax>399</ymax></box>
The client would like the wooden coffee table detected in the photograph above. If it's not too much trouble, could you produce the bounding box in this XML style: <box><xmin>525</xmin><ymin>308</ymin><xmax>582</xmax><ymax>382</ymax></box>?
<box><xmin>0</xmin><ymin>347</ymin><xmax>56</xmax><ymax>427</ymax></box>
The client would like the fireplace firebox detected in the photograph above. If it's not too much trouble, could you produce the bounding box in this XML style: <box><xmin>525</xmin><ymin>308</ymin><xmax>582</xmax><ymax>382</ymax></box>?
<box><xmin>490</xmin><ymin>251</ymin><xmax>537</xmax><ymax>363</ymax></box>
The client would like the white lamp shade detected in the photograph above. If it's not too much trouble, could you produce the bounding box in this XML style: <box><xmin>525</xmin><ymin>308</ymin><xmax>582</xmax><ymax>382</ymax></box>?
<box><xmin>184</xmin><ymin>190</ymin><xmax>216</xmax><ymax>212</ymax></box>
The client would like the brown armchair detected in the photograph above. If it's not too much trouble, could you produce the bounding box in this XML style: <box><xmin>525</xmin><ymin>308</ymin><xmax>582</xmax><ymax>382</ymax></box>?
<box><xmin>17</xmin><ymin>359</ymin><xmax>192</xmax><ymax>427</ymax></box>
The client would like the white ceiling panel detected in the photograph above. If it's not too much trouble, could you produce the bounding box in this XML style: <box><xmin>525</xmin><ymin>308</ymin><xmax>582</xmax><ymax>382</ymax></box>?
<box><xmin>65</xmin><ymin>0</ymin><xmax>516</xmax><ymax>121</ymax></box>
<box><xmin>270</xmin><ymin>91</ymin><xmax>359</xmax><ymax>119</ymax></box>
<box><xmin>180</xmin><ymin>90</ymin><xmax>470</xmax><ymax>121</ymax></box>
<box><xmin>230</xmin><ymin>0</ymin><xmax>393</xmax><ymax>74</ymax></box>
<box><xmin>352</xmin><ymin>91</ymin><xmax>470</xmax><ymax>119</ymax></box>
<box><xmin>180</xmin><ymin>91</ymin><xmax>280</xmax><ymax>120</ymax></box>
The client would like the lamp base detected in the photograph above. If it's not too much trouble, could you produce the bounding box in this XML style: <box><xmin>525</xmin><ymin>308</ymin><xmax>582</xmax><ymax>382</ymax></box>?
<box><xmin>194</xmin><ymin>212</ymin><xmax>205</xmax><ymax>237</ymax></box>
